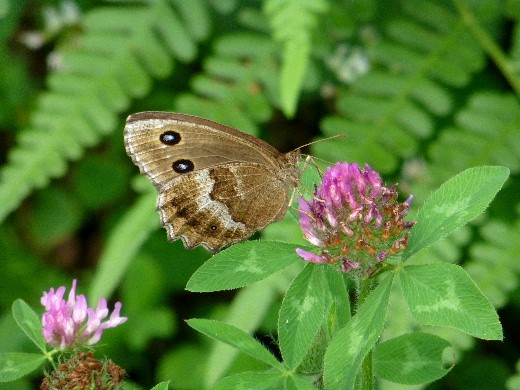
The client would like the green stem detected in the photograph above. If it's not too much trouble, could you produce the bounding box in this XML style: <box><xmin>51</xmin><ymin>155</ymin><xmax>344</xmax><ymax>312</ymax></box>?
<box><xmin>353</xmin><ymin>276</ymin><xmax>373</xmax><ymax>313</ymax></box>
<box><xmin>44</xmin><ymin>349</ymin><xmax>58</xmax><ymax>370</ymax></box>
<box><xmin>452</xmin><ymin>0</ymin><xmax>520</xmax><ymax>96</ymax></box>
<box><xmin>354</xmin><ymin>277</ymin><xmax>374</xmax><ymax>390</ymax></box>
<box><xmin>360</xmin><ymin>349</ymin><xmax>374</xmax><ymax>390</ymax></box>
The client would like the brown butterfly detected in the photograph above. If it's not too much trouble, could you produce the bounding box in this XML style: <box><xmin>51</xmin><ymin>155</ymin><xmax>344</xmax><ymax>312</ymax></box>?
<box><xmin>124</xmin><ymin>111</ymin><xmax>301</xmax><ymax>253</ymax></box>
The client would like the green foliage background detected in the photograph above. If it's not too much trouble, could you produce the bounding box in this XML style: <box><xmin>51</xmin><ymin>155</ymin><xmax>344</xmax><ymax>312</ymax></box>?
<box><xmin>0</xmin><ymin>0</ymin><xmax>519</xmax><ymax>388</ymax></box>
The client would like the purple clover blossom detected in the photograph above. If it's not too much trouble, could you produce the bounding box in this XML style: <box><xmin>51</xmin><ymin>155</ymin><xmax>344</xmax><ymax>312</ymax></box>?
<box><xmin>41</xmin><ymin>279</ymin><xmax>127</xmax><ymax>349</ymax></box>
<box><xmin>296</xmin><ymin>162</ymin><xmax>415</xmax><ymax>273</ymax></box>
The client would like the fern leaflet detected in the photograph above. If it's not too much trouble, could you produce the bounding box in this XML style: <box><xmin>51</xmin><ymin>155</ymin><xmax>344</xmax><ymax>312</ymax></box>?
<box><xmin>0</xmin><ymin>0</ymin><xmax>210</xmax><ymax>223</ymax></box>
<box><xmin>264</xmin><ymin>0</ymin><xmax>329</xmax><ymax>117</ymax></box>
<box><xmin>317</xmin><ymin>0</ymin><xmax>485</xmax><ymax>174</ymax></box>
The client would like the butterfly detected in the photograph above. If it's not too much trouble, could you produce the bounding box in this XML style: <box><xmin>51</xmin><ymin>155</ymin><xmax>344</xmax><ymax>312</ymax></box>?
<box><xmin>124</xmin><ymin>111</ymin><xmax>302</xmax><ymax>253</ymax></box>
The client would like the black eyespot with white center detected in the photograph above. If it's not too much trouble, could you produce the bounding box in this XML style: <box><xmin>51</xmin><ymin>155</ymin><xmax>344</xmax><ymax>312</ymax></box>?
<box><xmin>211</xmin><ymin>225</ymin><xmax>217</xmax><ymax>231</ymax></box>
<box><xmin>172</xmin><ymin>159</ymin><xmax>194</xmax><ymax>173</ymax></box>
<box><xmin>160</xmin><ymin>131</ymin><xmax>181</xmax><ymax>145</ymax></box>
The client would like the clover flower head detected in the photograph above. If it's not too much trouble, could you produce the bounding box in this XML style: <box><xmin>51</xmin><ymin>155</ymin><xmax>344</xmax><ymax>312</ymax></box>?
<box><xmin>296</xmin><ymin>162</ymin><xmax>415</xmax><ymax>273</ymax></box>
<box><xmin>41</xmin><ymin>279</ymin><xmax>127</xmax><ymax>349</ymax></box>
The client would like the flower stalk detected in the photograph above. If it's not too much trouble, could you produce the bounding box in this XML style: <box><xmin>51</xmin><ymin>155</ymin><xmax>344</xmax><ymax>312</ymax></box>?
<box><xmin>40</xmin><ymin>279</ymin><xmax>127</xmax><ymax>389</ymax></box>
<box><xmin>357</xmin><ymin>278</ymin><xmax>375</xmax><ymax>390</ymax></box>
<box><xmin>295</xmin><ymin>162</ymin><xmax>416</xmax><ymax>388</ymax></box>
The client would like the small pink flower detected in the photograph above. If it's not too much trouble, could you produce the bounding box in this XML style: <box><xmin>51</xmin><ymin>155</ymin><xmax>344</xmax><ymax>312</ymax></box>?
<box><xmin>296</xmin><ymin>163</ymin><xmax>415</xmax><ymax>273</ymax></box>
<box><xmin>41</xmin><ymin>279</ymin><xmax>127</xmax><ymax>349</ymax></box>
<box><xmin>295</xmin><ymin>248</ymin><xmax>328</xmax><ymax>264</ymax></box>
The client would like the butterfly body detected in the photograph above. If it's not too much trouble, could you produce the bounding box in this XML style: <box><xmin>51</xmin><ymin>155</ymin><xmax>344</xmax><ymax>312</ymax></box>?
<box><xmin>124</xmin><ymin>112</ymin><xmax>301</xmax><ymax>253</ymax></box>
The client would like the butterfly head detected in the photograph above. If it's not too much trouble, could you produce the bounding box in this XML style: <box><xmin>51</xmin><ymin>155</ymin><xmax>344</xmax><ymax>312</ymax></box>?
<box><xmin>279</xmin><ymin>150</ymin><xmax>302</xmax><ymax>187</ymax></box>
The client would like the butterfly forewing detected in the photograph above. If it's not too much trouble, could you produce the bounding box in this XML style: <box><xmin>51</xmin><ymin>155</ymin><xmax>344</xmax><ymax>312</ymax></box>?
<box><xmin>124</xmin><ymin>112</ymin><xmax>284</xmax><ymax>189</ymax></box>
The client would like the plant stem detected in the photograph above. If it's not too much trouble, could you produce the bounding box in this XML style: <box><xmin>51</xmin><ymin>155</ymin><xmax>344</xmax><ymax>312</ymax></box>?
<box><xmin>452</xmin><ymin>0</ymin><xmax>520</xmax><ymax>96</ymax></box>
<box><xmin>45</xmin><ymin>349</ymin><xmax>58</xmax><ymax>370</ymax></box>
<box><xmin>356</xmin><ymin>277</ymin><xmax>374</xmax><ymax>390</ymax></box>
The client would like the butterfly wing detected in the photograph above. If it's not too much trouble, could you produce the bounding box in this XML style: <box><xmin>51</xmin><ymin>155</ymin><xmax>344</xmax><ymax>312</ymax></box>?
<box><xmin>158</xmin><ymin>164</ymin><xmax>292</xmax><ymax>252</ymax></box>
<box><xmin>123</xmin><ymin>111</ymin><xmax>300</xmax><ymax>252</ymax></box>
<box><xmin>124</xmin><ymin>111</ymin><xmax>283</xmax><ymax>190</ymax></box>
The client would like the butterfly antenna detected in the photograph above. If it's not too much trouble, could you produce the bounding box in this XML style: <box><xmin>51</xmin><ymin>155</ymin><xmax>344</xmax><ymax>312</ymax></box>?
<box><xmin>290</xmin><ymin>134</ymin><xmax>346</xmax><ymax>153</ymax></box>
<box><xmin>301</xmin><ymin>154</ymin><xmax>336</xmax><ymax>168</ymax></box>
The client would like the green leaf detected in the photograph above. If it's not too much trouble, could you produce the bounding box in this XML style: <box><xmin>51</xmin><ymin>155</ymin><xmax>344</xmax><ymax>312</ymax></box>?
<box><xmin>264</xmin><ymin>0</ymin><xmax>329</xmax><ymax>117</ymax></box>
<box><xmin>429</xmin><ymin>93</ymin><xmax>520</xmax><ymax>184</ymax></box>
<box><xmin>155</xmin><ymin>1</ymin><xmax>197</xmax><ymax>61</ymax></box>
<box><xmin>286</xmin><ymin>374</ymin><xmax>317</xmax><ymax>390</ymax></box>
<box><xmin>324</xmin><ymin>266</ymin><xmax>351</xmax><ymax>335</ymax></box>
<box><xmin>186</xmin><ymin>318</ymin><xmax>281</xmax><ymax>368</ymax></box>
<box><xmin>323</xmin><ymin>273</ymin><xmax>394</xmax><ymax>390</ymax></box>
<box><xmin>172</xmin><ymin>0</ymin><xmax>211</xmax><ymax>41</ymax></box>
<box><xmin>186</xmin><ymin>241</ymin><xmax>301</xmax><ymax>292</ymax></box>
<box><xmin>88</xmin><ymin>190</ymin><xmax>158</xmax><ymax>302</ymax></box>
<box><xmin>0</xmin><ymin>352</ymin><xmax>45</xmax><ymax>382</ymax></box>
<box><xmin>212</xmin><ymin>371</ymin><xmax>285</xmax><ymax>390</ymax></box>
<box><xmin>0</xmin><ymin>0</ymin><xmax>204</xmax><ymax>224</ymax></box>
<box><xmin>150</xmin><ymin>381</ymin><xmax>170</xmax><ymax>390</ymax></box>
<box><xmin>399</xmin><ymin>263</ymin><xmax>503</xmax><ymax>340</ymax></box>
<box><xmin>318</xmin><ymin>0</ymin><xmax>490</xmax><ymax>174</ymax></box>
<box><xmin>278</xmin><ymin>264</ymin><xmax>327</xmax><ymax>369</ymax></box>
<box><xmin>203</xmin><ymin>274</ymin><xmax>292</xmax><ymax>388</ymax></box>
<box><xmin>466</xmin><ymin>219</ymin><xmax>520</xmax><ymax>308</ymax></box>
<box><xmin>404</xmin><ymin>166</ymin><xmax>510</xmax><ymax>257</ymax></box>
<box><xmin>279</xmin><ymin>39</ymin><xmax>310</xmax><ymax>117</ymax></box>
<box><xmin>373</xmin><ymin>332</ymin><xmax>452</xmax><ymax>384</ymax></box>
<box><xmin>11</xmin><ymin>300</ymin><xmax>46</xmax><ymax>354</ymax></box>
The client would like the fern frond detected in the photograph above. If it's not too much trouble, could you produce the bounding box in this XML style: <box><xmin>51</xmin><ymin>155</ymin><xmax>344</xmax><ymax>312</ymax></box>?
<box><xmin>264</xmin><ymin>0</ymin><xmax>329</xmax><ymax>117</ymax></box>
<box><xmin>317</xmin><ymin>0</ymin><xmax>485</xmax><ymax>174</ymax></box>
<box><xmin>466</xmin><ymin>217</ymin><xmax>520</xmax><ymax>308</ymax></box>
<box><xmin>175</xmin><ymin>6</ymin><xmax>326</xmax><ymax>131</ymax></box>
<box><xmin>429</xmin><ymin>92</ymin><xmax>520</xmax><ymax>184</ymax></box>
<box><xmin>0</xmin><ymin>0</ymin><xmax>210</xmax><ymax>223</ymax></box>
<box><xmin>175</xmin><ymin>31</ymin><xmax>280</xmax><ymax>135</ymax></box>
